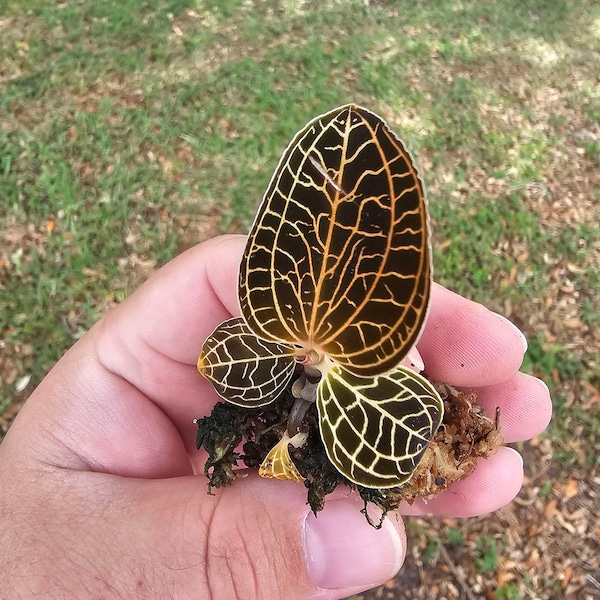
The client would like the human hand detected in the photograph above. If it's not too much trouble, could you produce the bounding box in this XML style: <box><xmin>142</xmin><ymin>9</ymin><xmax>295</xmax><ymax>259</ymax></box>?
<box><xmin>0</xmin><ymin>235</ymin><xmax>551</xmax><ymax>599</ymax></box>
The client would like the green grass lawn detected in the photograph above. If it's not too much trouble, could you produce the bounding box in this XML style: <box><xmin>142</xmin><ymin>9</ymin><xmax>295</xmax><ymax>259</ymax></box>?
<box><xmin>1</xmin><ymin>1</ymin><xmax>599</xmax><ymax>597</ymax></box>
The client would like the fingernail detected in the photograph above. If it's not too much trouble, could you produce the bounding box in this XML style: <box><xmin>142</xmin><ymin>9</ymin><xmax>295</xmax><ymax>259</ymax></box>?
<box><xmin>505</xmin><ymin>446</ymin><xmax>524</xmax><ymax>471</ymax></box>
<box><xmin>304</xmin><ymin>498</ymin><xmax>404</xmax><ymax>590</ymax></box>
<box><xmin>497</xmin><ymin>314</ymin><xmax>528</xmax><ymax>352</ymax></box>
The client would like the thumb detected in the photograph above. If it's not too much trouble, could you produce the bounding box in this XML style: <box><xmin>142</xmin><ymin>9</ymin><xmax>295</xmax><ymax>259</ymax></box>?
<box><xmin>67</xmin><ymin>473</ymin><xmax>406</xmax><ymax>599</ymax></box>
<box><xmin>164</xmin><ymin>474</ymin><xmax>405</xmax><ymax>598</ymax></box>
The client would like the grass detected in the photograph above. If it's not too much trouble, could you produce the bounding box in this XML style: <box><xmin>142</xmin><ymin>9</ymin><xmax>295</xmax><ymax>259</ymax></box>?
<box><xmin>474</xmin><ymin>535</ymin><xmax>500</xmax><ymax>573</ymax></box>
<box><xmin>1</xmin><ymin>0</ymin><xmax>599</xmax><ymax>597</ymax></box>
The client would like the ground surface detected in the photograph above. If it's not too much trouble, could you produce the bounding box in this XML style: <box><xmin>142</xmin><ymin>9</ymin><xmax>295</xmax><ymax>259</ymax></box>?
<box><xmin>1</xmin><ymin>1</ymin><xmax>599</xmax><ymax>598</ymax></box>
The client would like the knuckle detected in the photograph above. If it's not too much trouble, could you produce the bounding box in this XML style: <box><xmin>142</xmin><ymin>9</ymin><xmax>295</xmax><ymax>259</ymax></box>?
<box><xmin>205</xmin><ymin>492</ymin><xmax>300</xmax><ymax>600</ymax></box>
